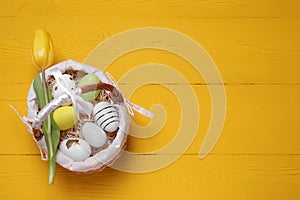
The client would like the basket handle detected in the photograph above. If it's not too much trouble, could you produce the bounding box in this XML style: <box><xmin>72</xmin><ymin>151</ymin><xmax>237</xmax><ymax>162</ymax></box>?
<box><xmin>32</xmin><ymin>83</ymin><xmax>122</xmax><ymax>130</ymax></box>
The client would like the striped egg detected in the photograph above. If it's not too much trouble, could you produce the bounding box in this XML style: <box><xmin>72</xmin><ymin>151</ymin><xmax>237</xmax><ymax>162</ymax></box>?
<box><xmin>93</xmin><ymin>102</ymin><xmax>119</xmax><ymax>132</ymax></box>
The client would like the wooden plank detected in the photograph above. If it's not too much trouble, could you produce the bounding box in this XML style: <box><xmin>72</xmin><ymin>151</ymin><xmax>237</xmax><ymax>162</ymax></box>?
<box><xmin>2</xmin><ymin>85</ymin><xmax>300</xmax><ymax>155</ymax></box>
<box><xmin>1</xmin><ymin>0</ymin><xmax>300</xmax><ymax>18</ymax></box>
<box><xmin>0</xmin><ymin>155</ymin><xmax>299</xmax><ymax>199</ymax></box>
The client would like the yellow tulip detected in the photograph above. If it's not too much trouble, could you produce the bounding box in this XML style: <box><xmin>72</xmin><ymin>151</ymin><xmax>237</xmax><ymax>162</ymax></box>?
<box><xmin>32</xmin><ymin>28</ymin><xmax>56</xmax><ymax>184</ymax></box>
<box><xmin>32</xmin><ymin>28</ymin><xmax>54</xmax><ymax>69</ymax></box>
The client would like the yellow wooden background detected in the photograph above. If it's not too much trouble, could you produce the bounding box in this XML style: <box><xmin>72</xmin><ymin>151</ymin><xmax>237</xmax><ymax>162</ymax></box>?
<box><xmin>0</xmin><ymin>0</ymin><xmax>299</xmax><ymax>199</ymax></box>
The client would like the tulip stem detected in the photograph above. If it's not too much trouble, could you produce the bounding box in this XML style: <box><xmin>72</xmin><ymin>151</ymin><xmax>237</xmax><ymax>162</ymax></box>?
<box><xmin>41</xmin><ymin>67</ymin><xmax>55</xmax><ymax>184</ymax></box>
<box><xmin>41</xmin><ymin>67</ymin><xmax>53</xmax><ymax>155</ymax></box>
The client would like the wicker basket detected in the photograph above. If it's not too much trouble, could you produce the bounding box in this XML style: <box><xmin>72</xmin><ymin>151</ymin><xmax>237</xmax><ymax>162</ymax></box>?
<box><xmin>25</xmin><ymin>60</ymin><xmax>132</xmax><ymax>172</ymax></box>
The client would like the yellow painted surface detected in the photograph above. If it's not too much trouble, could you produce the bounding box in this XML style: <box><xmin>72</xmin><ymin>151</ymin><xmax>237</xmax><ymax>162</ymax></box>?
<box><xmin>0</xmin><ymin>0</ymin><xmax>300</xmax><ymax>199</ymax></box>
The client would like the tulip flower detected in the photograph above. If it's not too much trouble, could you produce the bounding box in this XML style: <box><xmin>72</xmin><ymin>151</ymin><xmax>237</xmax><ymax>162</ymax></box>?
<box><xmin>32</xmin><ymin>28</ymin><xmax>54</xmax><ymax>69</ymax></box>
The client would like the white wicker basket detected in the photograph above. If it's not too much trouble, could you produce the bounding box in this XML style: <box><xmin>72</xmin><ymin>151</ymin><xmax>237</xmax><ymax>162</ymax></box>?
<box><xmin>25</xmin><ymin>60</ymin><xmax>133</xmax><ymax>172</ymax></box>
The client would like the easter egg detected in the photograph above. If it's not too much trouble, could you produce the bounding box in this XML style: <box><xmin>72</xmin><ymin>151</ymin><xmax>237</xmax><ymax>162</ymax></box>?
<box><xmin>53</xmin><ymin>106</ymin><xmax>77</xmax><ymax>130</ymax></box>
<box><xmin>81</xmin><ymin>122</ymin><xmax>107</xmax><ymax>148</ymax></box>
<box><xmin>59</xmin><ymin>138</ymin><xmax>91</xmax><ymax>161</ymax></box>
<box><xmin>77</xmin><ymin>74</ymin><xmax>100</xmax><ymax>102</ymax></box>
<box><xmin>52</xmin><ymin>74</ymin><xmax>76</xmax><ymax>100</ymax></box>
<box><xmin>93</xmin><ymin>102</ymin><xmax>119</xmax><ymax>133</ymax></box>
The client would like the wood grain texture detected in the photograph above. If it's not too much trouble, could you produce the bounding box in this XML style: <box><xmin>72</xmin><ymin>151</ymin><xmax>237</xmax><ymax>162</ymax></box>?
<box><xmin>0</xmin><ymin>155</ymin><xmax>299</xmax><ymax>200</ymax></box>
<box><xmin>0</xmin><ymin>0</ymin><xmax>299</xmax><ymax>199</ymax></box>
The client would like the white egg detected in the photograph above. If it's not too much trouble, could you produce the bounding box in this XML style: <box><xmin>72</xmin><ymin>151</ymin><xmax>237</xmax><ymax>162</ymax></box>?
<box><xmin>93</xmin><ymin>102</ymin><xmax>119</xmax><ymax>132</ymax></box>
<box><xmin>52</xmin><ymin>74</ymin><xmax>76</xmax><ymax>99</ymax></box>
<box><xmin>81</xmin><ymin>122</ymin><xmax>107</xmax><ymax>148</ymax></box>
<box><xmin>59</xmin><ymin>138</ymin><xmax>91</xmax><ymax>161</ymax></box>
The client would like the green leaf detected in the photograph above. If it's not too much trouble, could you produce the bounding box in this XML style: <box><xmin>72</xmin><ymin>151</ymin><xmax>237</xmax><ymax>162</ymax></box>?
<box><xmin>50</xmin><ymin>113</ymin><xmax>60</xmax><ymax>158</ymax></box>
<box><xmin>48</xmin><ymin>114</ymin><xmax>60</xmax><ymax>185</ymax></box>
<box><xmin>48</xmin><ymin>114</ymin><xmax>60</xmax><ymax>184</ymax></box>
<box><xmin>33</xmin><ymin>73</ymin><xmax>46</xmax><ymax>108</ymax></box>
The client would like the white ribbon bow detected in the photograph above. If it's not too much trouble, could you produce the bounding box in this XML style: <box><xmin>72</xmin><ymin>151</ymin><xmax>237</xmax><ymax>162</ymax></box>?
<box><xmin>51</xmin><ymin>70</ymin><xmax>94</xmax><ymax>121</ymax></box>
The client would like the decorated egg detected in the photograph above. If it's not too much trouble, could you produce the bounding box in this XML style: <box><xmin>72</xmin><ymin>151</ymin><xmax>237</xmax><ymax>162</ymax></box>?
<box><xmin>81</xmin><ymin>122</ymin><xmax>107</xmax><ymax>148</ymax></box>
<box><xmin>52</xmin><ymin>74</ymin><xmax>76</xmax><ymax>99</ymax></box>
<box><xmin>77</xmin><ymin>74</ymin><xmax>100</xmax><ymax>102</ymax></box>
<box><xmin>59</xmin><ymin>138</ymin><xmax>91</xmax><ymax>161</ymax></box>
<box><xmin>53</xmin><ymin>106</ymin><xmax>77</xmax><ymax>130</ymax></box>
<box><xmin>93</xmin><ymin>102</ymin><xmax>119</xmax><ymax>132</ymax></box>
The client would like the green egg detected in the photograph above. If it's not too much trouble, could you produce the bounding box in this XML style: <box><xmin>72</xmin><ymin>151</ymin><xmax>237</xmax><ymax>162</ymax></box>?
<box><xmin>77</xmin><ymin>73</ymin><xmax>100</xmax><ymax>102</ymax></box>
